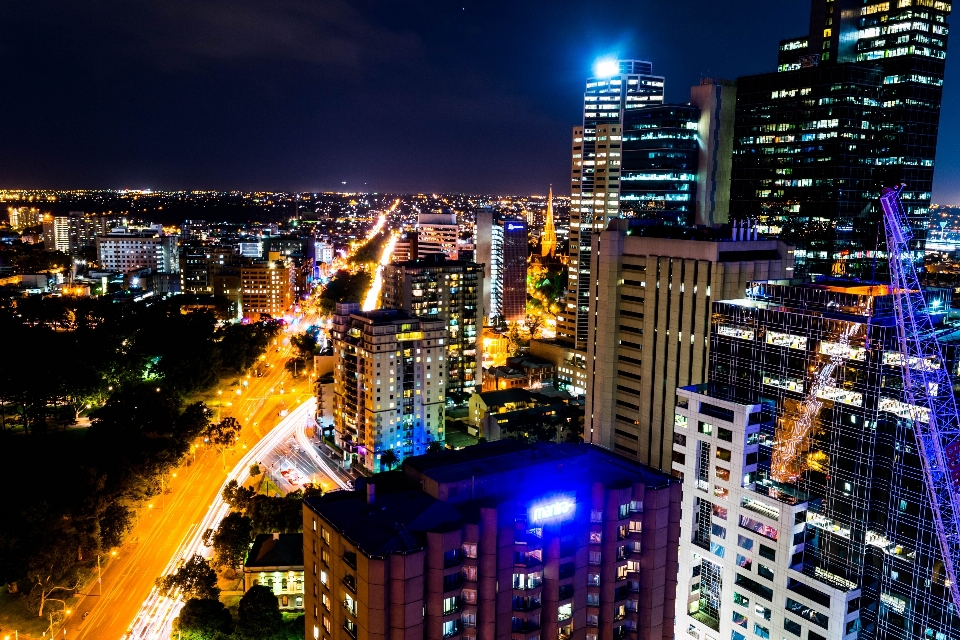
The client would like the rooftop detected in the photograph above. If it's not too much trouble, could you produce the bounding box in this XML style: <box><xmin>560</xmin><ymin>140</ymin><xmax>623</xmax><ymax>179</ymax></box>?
<box><xmin>305</xmin><ymin>441</ymin><xmax>675</xmax><ymax>559</ymax></box>
<box><xmin>244</xmin><ymin>533</ymin><xmax>304</xmax><ymax>569</ymax></box>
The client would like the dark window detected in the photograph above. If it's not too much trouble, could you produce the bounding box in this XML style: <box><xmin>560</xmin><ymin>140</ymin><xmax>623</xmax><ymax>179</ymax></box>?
<box><xmin>783</xmin><ymin>618</ymin><xmax>801</xmax><ymax>636</ymax></box>
<box><xmin>759</xmin><ymin>545</ymin><xmax>776</xmax><ymax>561</ymax></box>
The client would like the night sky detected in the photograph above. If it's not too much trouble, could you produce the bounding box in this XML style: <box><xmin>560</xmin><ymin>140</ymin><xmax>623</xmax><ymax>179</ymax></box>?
<box><xmin>3</xmin><ymin>1</ymin><xmax>958</xmax><ymax>201</ymax></box>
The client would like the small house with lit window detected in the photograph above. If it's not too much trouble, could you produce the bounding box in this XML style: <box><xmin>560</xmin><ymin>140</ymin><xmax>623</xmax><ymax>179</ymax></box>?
<box><xmin>244</xmin><ymin>532</ymin><xmax>305</xmax><ymax>610</ymax></box>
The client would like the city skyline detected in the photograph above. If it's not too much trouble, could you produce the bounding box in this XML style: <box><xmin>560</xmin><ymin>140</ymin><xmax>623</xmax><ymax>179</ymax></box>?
<box><xmin>4</xmin><ymin>1</ymin><xmax>959</xmax><ymax>202</ymax></box>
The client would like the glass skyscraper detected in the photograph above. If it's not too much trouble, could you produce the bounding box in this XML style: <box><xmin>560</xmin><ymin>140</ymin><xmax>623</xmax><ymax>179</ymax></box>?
<box><xmin>731</xmin><ymin>0</ymin><xmax>952</xmax><ymax>278</ymax></box>
<box><xmin>560</xmin><ymin>60</ymin><xmax>665</xmax><ymax>348</ymax></box>
<box><xmin>675</xmin><ymin>279</ymin><xmax>957</xmax><ymax>640</ymax></box>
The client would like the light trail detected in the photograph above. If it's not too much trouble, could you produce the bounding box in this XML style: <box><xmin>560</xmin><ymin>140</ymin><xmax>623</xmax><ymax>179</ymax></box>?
<box><xmin>295</xmin><ymin>417</ymin><xmax>352</xmax><ymax>490</ymax></box>
<box><xmin>123</xmin><ymin>399</ymin><xmax>318</xmax><ymax>640</ymax></box>
<box><xmin>362</xmin><ymin>231</ymin><xmax>399</xmax><ymax>311</ymax></box>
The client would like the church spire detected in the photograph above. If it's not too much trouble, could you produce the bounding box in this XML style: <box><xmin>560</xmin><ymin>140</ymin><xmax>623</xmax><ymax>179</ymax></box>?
<box><xmin>541</xmin><ymin>185</ymin><xmax>557</xmax><ymax>258</ymax></box>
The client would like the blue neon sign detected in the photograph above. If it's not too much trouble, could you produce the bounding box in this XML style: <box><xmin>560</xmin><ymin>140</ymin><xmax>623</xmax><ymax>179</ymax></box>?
<box><xmin>530</xmin><ymin>496</ymin><xmax>575</xmax><ymax>522</ymax></box>
<box><xmin>506</xmin><ymin>223</ymin><xmax>524</xmax><ymax>231</ymax></box>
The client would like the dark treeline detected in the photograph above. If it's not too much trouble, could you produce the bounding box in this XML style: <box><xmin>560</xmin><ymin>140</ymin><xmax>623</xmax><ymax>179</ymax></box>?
<box><xmin>0</xmin><ymin>295</ymin><xmax>280</xmax><ymax>616</ymax></box>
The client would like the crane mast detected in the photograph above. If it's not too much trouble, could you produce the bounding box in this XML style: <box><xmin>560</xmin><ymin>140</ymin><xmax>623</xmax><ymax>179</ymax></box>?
<box><xmin>881</xmin><ymin>184</ymin><xmax>960</xmax><ymax>610</ymax></box>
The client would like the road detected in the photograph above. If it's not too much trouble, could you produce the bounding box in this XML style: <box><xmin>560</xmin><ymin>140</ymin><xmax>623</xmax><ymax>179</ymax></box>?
<box><xmin>66</xmin><ymin>207</ymin><xmax>392</xmax><ymax>640</ymax></box>
<box><xmin>67</xmin><ymin>324</ymin><xmax>322</xmax><ymax>640</ymax></box>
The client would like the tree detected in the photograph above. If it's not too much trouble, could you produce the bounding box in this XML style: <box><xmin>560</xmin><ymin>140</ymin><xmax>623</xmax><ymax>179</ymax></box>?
<box><xmin>506</xmin><ymin>322</ymin><xmax>522</xmax><ymax>356</ymax></box>
<box><xmin>223</xmin><ymin>479</ymin><xmax>255</xmax><ymax>512</ymax></box>
<box><xmin>173</xmin><ymin>598</ymin><xmax>233</xmax><ymax>640</ymax></box>
<box><xmin>236</xmin><ymin>585</ymin><xmax>284</xmax><ymax>640</ymax></box>
<box><xmin>380</xmin><ymin>449</ymin><xmax>398</xmax><ymax>470</ymax></box>
<box><xmin>27</xmin><ymin>545</ymin><xmax>81</xmax><ymax>617</ymax></box>
<box><xmin>249</xmin><ymin>463</ymin><xmax>262</xmax><ymax>478</ymax></box>
<box><xmin>156</xmin><ymin>554</ymin><xmax>220</xmax><ymax>600</ymax></box>
<box><xmin>99</xmin><ymin>503</ymin><xmax>132</xmax><ymax>549</ymax></box>
<box><xmin>203</xmin><ymin>416</ymin><xmax>242</xmax><ymax>469</ymax></box>
<box><xmin>291</xmin><ymin>331</ymin><xmax>318</xmax><ymax>361</ymax></box>
<box><xmin>210</xmin><ymin>512</ymin><xmax>253</xmax><ymax>570</ymax></box>
<box><xmin>427</xmin><ymin>441</ymin><xmax>444</xmax><ymax>454</ymax></box>
<box><xmin>525</xmin><ymin>314</ymin><xmax>545</xmax><ymax>340</ymax></box>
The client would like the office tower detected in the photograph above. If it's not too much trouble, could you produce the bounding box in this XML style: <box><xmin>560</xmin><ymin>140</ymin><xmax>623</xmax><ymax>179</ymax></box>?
<box><xmin>381</xmin><ymin>255</ymin><xmax>484</xmax><ymax>401</ymax></box>
<box><xmin>303</xmin><ymin>440</ymin><xmax>681</xmax><ymax>640</ymax></box>
<box><xmin>501</xmin><ymin>219</ymin><xmax>528</xmax><ymax>324</ymax></box>
<box><xmin>619</xmin><ymin>104</ymin><xmax>701</xmax><ymax>226</ymax></box>
<box><xmin>181</xmin><ymin>220</ymin><xmax>208</xmax><ymax>241</ymax></box>
<box><xmin>474</xmin><ymin>210</ymin><xmax>504</xmax><ymax>323</ymax></box>
<box><xmin>562</xmin><ymin>59</ymin><xmax>665</xmax><ymax>350</ymax></box>
<box><xmin>43</xmin><ymin>212</ymin><xmax>117</xmax><ymax>255</ymax></box>
<box><xmin>585</xmin><ymin>219</ymin><xmax>794</xmax><ymax>469</ymax></box>
<box><xmin>674</xmin><ymin>279</ymin><xmax>955</xmax><ymax>640</ymax></box>
<box><xmin>95</xmin><ymin>228</ymin><xmax>180</xmax><ymax>274</ymax></box>
<box><xmin>239</xmin><ymin>251</ymin><xmax>295</xmax><ymax>321</ymax></box>
<box><xmin>731</xmin><ymin>0</ymin><xmax>952</xmax><ymax>277</ymax></box>
<box><xmin>418</xmin><ymin>212</ymin><xmax>460</xmax><ymax>260</ymax></box>
<box><xmin>331</xmin><ymin>303</ymin><xmax>446</xmax><ymax>473</ymax></box>
<box><xmin>238</xmin><ymin>242</ymin><xmax>263</xmax><ymax>258</ymax></box>
<box><xmin>180</xmin><ymin>245</ymin><xmax>236</xmax><ymax>293</ymax></box>
<box><xmin>7</xmin><ymin>207</ymin><xmax>42</xmax><ymax>231</ymax></box>
<box><xmin>541</xmin><ymin>186</ymin><xmax>557</xmax><ymax>258</ymax></box>
<box><xmin>690</xmin><ymin>79</ymin><xmax>737</xmax><ymax>227</ymax></box>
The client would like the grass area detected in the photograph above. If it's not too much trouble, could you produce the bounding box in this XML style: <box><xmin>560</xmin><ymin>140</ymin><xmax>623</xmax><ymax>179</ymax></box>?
<box><xmin>259</xmin><ymin>474</ymin><xmax>284</xmax><ymax>497</ymax></box>
<box><xmin>0</xmin><ymin>584</ymin><xmax>81</xmax><ymax>639</ymax></box>
<box><xmin>445</xmin><ymin>420</ymin><xmax>479</xmax><ymax>449</ymax></box>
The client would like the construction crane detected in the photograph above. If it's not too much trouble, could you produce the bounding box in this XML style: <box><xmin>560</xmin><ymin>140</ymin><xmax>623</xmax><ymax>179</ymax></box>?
<box><xmin>881</xmin><ymin>184</ymin><xmax>960</xmax><ymax>610</ymax></box>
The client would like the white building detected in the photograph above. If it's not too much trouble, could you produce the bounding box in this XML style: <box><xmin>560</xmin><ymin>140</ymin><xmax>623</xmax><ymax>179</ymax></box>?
<box><xmin>96</xmin><ymin>229</ymin><xmax>179</xmax><ymax>274</ymax></box>
<box><xmin>417</xmin><ymin>212</ymin><xmax>458</xmax><ymax>260</ymax></box>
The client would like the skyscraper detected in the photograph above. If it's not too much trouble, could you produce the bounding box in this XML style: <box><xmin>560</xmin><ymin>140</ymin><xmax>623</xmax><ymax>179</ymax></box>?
<box><xmin>585</xmin><ymin>219</ymin><xmax>794</xmax><ymax>469</ymax></box>
<box><xmin>731</xmin><ymin>0</ymin><xmax>952</xmax><ymax>277</ymax></box>
<box><xmin>674</xmin><ymin>279</ymin><xmax>956</xmax><ymax>640</ymax></box>
<box><xmin>381</xmin><ymin>255</ymin><xmax>484</xmax><ymax>402</ymax></box>
<box><xmin>561</xmin><ymin>60</ymin><xmax>665</xmax><ymax>349</ymax></box>
<box><xmin>501</xmin><ymin>219</ymin><xmax>528</xmax><ymax>324</ymax></box>
<box><xmin>418</xmin><ymin>212</ymin><xmax>460</xmax><ymax>260</ymax></box>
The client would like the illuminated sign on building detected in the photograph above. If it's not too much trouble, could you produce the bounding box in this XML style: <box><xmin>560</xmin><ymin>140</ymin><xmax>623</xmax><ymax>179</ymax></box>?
<box><xmin>506</xmin><ymin>223</ymin><xmax>524</xmax><ymax>231</ymax></box>
<box><xmin>530</xmin><ymin>497</ymin><xmax>575</xmax><ymax>522</ymax></box>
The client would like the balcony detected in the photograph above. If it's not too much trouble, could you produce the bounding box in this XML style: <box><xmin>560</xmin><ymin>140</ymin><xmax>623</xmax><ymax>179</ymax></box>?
<box><xmin>342</xmin><ymin>599</ymin><xmax>358</xmax><ymax>616</ymax></box>
<box><xmin>343</xmin><ymin>551</ymin><xmax>357</xmax><ymax>569</ymax></box>
<box><xmin>511</xmin><ymin>620</ymin><xmax>541</xmax><ymax>633</ymax></box>
<box><xmin>443</xmin><ymin>573</ymin><xmax>465</xmax><ymax>593</ymax></box>
<box><xmin>512</xmin><ymin>596</ymin><xmax>541</xmax><ymax>612</ymax></box>
<box><xmin>558</xmin><ymin>584</ymin><xmax>574</xmax><ymax>601</ymax></box>
<box><xmin>342</xmin><ymin>575</ymin><xmax>357</xmax><ymax>593</ymax></box>
<box><xmin>343</xmin><ymin>621</ymin><xmax>358</xmax><ymax>639</ymax></box>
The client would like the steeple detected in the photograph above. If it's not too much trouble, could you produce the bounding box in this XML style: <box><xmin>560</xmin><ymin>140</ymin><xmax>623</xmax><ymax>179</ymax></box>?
<box><xmin>541</xmin><ymin>185</ymin><xmax>557</xmax><ymax>258</ymax></box>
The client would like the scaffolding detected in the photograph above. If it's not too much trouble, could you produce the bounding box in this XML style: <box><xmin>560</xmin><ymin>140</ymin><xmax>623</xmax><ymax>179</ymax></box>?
<box><xmin>881</xmin><ymin>184</ymin><xmax>960</xmax><ymax>610</ymax></box>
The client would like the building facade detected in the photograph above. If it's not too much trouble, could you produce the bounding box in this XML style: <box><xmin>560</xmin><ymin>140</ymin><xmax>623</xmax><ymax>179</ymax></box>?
<box><xmin>180</xmin><ymin>245</ymin><xmax>236</xmax><ymax>293</ymax></box>
<box><xmin>331</xmin><ymin>304</ymin><xmax>447</xmax><ymax>472</ymax></box>
<box><xmin>418</xmin><ymin>212</ymin><xmax>460</xmax><ymax>260</ymax></box>
<box><xmin>501</xmin><ymin>219</ymin><xmax>528</xmax><ymax>324</ymax></box>
<box><xmin>44</xmin><ymin>212</ymin><xmax>118</xmax><ymax>255</ymax></box>
<box><xmin>95</xmin><ymin>228</ymin><xmax>179</xmax><ymax>274</ymax></box>
<box><xmin>381</xmin><ymin>256</ymin><xmax>484</xmax><ymax>402</ymax></box>
<box><xmin>675</xmin><ymin>279</ymin><xmax>958</xmax><ymax>640</ymax></box>
<box><xmin>731</xmin><ymin>0</ymin><xmax>952</xmax><ymax>278</ymax></box>
<box><xmin>244</xmin><ymin>533</ymin><xmax>305</xmax><ymax>610</ymax></box>
<box><xmin>8</xmin><ymin>207</ymin><xmax>42</xmax><ymax>231</ymax></box>
<box><xmin>303</xmin><ymin>440</ymin><xmax>681</xmax><ymax>640</ymax></box>
<box><xmin>474</xmin><ymin>210</ymin><xmax>504</xmax><ymax>323</ymax></box>
<box><xmin>240</xmin><ymin>252</ymin><xmax>295</xmax><ymax>320</ymax></box>
<box><xmin>585</xmin><ymin>219</ymin><xmax>795</xmax><ymax>471</ymax></box>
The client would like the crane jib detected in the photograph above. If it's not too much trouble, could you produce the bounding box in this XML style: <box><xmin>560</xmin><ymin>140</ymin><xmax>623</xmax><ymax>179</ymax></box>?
<box><xmin>881</xmin><ymin>184</ymin><xmax>960</xmax><ymax>612</ymax></box>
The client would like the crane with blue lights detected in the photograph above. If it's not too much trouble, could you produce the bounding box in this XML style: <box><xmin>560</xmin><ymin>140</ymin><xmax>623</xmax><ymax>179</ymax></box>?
<box><xmin>881</xmin><ymin>184</ymin><xmax>960</xmax><ymax>609</ymax></box>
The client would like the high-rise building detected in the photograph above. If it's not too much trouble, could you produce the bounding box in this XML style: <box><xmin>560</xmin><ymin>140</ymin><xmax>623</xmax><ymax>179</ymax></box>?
<box><xmin>690</xmin><ymin>79</ymin><xmax>738</xmax><ymax>227</ymax></box>
<box><xmin>674</xmin><ymin>279</ymin><xmax>955</xmax><ymax>640</ymax></box>
<box><xmin>239</xmin><ymin>251</ymin><xmax>295</xmax><ymax>320</ymax></box>
<box><xmin>43</xmin><ymin>212</ymin><xmax>117</xmax><ymax>255</ymax></box>
<box><xmin>585</xmin><ymin>219</ymin><xmax>794</xmax><ymax>469</ymax></box>
<box><xmin>562</xmin><ymin>60</ymin><xmax>665</xmax><ymax>349</ymax></box>
<box><xmin>501</xmin><ymin>219</ymin><xmax>528</xmax><ymax>324</ymax></box>
<box><xmin>331</xmin><ymin>304</ymin><xmax>446</xmax><ymax>473</ymax></box>
<box><xmin>8</xmin><ymin>207</ymin><xmax>42</xmax><ymax>231</ymax></box>
<box><xmin>181</xmin><ymin>220</ymin><xmax>209</xmax><ymax>241</ymax></box>
<box><xmin>474</xmin><ymin>211</ymin><xmax>505</xmax><ymax>323</ymax></box>
<box><xmin>418</xmin><ymin>212</ymin><xmax>460</xmax><ymax>260</ymax></box>
<box><xmin>619</xmin><ymin>104</ymin><xmax>701</xmax><ymax>226</ymax></box>
<box><xmin>381</xmin><ymin>255</ymin><xmax>484</xmax><ymax>401</ymax></box>
<box><xmin>95</xmin><ymin>228</ymin><xmax>180</xmax><ymax>274</ymax></box>
<box><xmin>730</xmin><ymin>0</ymin><xmax>952</xmax><ymax>277</ymax></box>
<box><xmin>180</xmin><ymin>245</ymin><xmax>236</xmax><ymax>293</ymax></box>
<box><xmin>302</xmin><ymin>440</ymin><xmax>681</xmax><ymax>640</ymax></box>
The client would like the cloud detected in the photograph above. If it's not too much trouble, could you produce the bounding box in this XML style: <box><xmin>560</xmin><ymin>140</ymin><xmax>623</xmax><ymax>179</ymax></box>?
<box><xmin>100</xmin><ymin>0</ymin><xmax>423</xmax><ymax>73</ymax></box>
